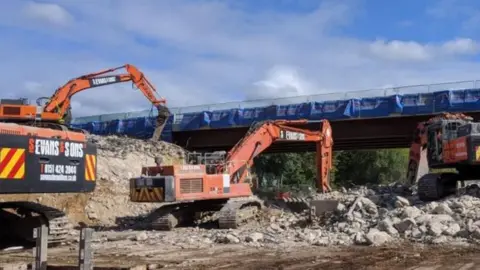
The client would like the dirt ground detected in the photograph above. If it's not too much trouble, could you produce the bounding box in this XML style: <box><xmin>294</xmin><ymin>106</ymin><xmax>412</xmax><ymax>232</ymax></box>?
<box><xmin>2</xmin><ymin>240</ymin><xmax>480</xmax><ymax>270</ymax></box>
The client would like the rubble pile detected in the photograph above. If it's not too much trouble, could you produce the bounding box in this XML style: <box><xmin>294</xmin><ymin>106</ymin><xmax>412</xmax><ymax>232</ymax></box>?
<box><xmin>215</xmin><ymin>184</ymin><xmax>480</xmax><ymax>247</ymax></box>
<box><xmin>9</xmin><ymin>133</ymin><xmax>480</xmax><ymax>249</ymax></box>
<box><xmin>83</xmin><ymin>183</ymin><xmax>480</xmax><ymax>249</ymax></box>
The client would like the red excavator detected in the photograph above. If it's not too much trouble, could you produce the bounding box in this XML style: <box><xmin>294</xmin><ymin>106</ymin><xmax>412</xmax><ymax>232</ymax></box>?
<box><xmin>406</xmin><ymin>112</ymin><xmax>480</xmax><ymax>201</ymax></box>
<box><xmin>0</xmin><ymin>64</ymin><xmax>168</xmax><ymax>246</ymax></box>
<box><xmin>129</xmin><ymin>119</ymin><xmax>333</xmax><ymax>230</ymax></box>
<box><xmin>0</xmin><ymin>64</ymin><xmax>170</xmax><ymax>140</ymax></box>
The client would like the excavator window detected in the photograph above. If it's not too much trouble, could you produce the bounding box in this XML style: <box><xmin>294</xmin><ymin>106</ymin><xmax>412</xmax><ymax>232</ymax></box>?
<box><xmin>427</xmin><ymin>127</ymin><xmax>443</xmax><ymax>163</ymax></box>
<box><xmin>443</xmin><ymin>121</ymin><xmax>463</xmax><ymax>140</ymax></box>
<box><xmin>185</xmin><ymin>152</ymin><xmax>226</xmax><ymax>174</ymax></box>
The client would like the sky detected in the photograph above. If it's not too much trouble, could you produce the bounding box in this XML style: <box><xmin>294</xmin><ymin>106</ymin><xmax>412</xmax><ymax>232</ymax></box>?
<box><xmin>2</xmin><ymin>0</ymin><xmax>480</xmax><ymax>117</ymax></box>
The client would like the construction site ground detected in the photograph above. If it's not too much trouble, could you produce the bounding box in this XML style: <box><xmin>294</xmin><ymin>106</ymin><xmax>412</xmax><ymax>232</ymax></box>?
<box><xmin>3</xmin><ymin>136</ymin><xmax>480</xmax><ymax>269</ymax></box>
<box><xmin>1</xmin><ymin>237</ymin><xmax>480</xmax><ymax>270</ymax></box>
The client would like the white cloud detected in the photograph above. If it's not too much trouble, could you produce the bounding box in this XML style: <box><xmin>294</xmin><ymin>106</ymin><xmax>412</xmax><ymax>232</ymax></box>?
<box><xmin>369</xmin><ymin>40</ymin><xmax>432</xmax><ymax>61</ymax></box>
<box><xmin>23</xmin><ymin>1</ymin><xmax>73</xmax><ymax>27</ymax></box>
<box><xmin>0</xmin><ymin>0</ymin><xmax>479</xmax><ymax>118</ymax></box>
<box><xmin>369</xmin><ymin>38</ymin><xmax>479</xmax><ymax>62</ymax></box>
<box><xmin>249</xmin><ymin>65</ymin><xmax>316</xmax><ymax>100</ymax></box>
<box><xmin>442</xmin><ymin>38</ymin><xmax>480</xmax><ymax>54</ymax></box>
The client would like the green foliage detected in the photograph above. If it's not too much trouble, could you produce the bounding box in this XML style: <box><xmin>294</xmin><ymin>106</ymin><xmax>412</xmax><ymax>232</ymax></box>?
<box><xmin>333</xmin><ymin>149</ymin><xmax>409</xmax><ymax>187</ymax></box>
<box><xmin>253</xmin><ymin>152</ymin><xmax>316</xmax><ymax>188</ymax></box>
<box><xmin>253</xmin><ymin>148</ymin><xmax>409</xmax><ymax>189</ymax></box>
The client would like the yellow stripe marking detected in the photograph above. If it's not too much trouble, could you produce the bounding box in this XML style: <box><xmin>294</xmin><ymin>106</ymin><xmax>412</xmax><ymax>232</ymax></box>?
<box><xmin>84</xmin><ymin>154</ymin><xmax>97</xmax><ymax>181</ymax></box>
<box><xmin>153</xmin><ymin>188</ymin><xmax>162</xmax><ymax>201</ymax></box>
<box><xmin>90</xmin><ymin>155</ymin><xmax>96</xmax><ymax>181</ymax></box>
<box><xmin>86</xmin><ymin>156</ymin><xmax>93</xmax><ymax>181</ymax></box>
<box><xmin>14</xmin><ymin>163</ymin><xmax>25</xmax><ymax>179</ymax></box>
<box><xmin>0</xmin><ymin>149</ymin><xmax>24</xmax><ymax>179</ymax></box>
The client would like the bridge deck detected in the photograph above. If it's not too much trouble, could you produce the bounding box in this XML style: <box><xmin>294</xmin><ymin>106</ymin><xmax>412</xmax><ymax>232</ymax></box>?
<box><xmin>71</xmin><ymin>80</ymin><xmax>480</xmax><ymax>152</ymax></box>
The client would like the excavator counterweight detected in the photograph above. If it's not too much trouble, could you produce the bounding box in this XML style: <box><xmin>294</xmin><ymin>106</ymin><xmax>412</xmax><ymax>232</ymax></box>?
<box><xmin>0</xmin><ymin>122</ymin><xmax>97</xmax><ymax>246</ymax></box>
<box><xmin>129</xmin><ymin>119</ymin><xmax>334</xmax><ymax>230</ymax></box>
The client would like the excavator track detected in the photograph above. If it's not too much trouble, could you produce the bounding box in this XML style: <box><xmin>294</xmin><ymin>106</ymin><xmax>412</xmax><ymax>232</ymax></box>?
<box><xmin>150</xmin><ymin>202</ymin><xmax>193</xmax><ymax>231</ymax></box>
<box><xmin>218</xmin><ymin>197</ymin><xmax>263</xmax><ymax>229</ymax></box>
<box><xmin>417</xmin><ymin>173</ymin><xmax>458</xmax><ymax>202</ymax></box>
<box><xmin>43</xmin><ymin>214</ymin><xmax>72</xmax><ymax>245</ymax></box>
<box><xmin>0</xmin><ymin>201</ymin><xmax>73</xmax><ymax>245</ymax></box>
<box><xmin>149</xmin><ymin>199</ymin><xmax>262</xmax><ymax>230</ymax></box>
<box><xmin>151</xmin><ymin>212</ymin><xmax>180</xmax><ymax>231</ymax></box>
<box><xmin>417</xmin><ymin>173</ymin><xmax>442</xmax><ymax>201</ymax></box>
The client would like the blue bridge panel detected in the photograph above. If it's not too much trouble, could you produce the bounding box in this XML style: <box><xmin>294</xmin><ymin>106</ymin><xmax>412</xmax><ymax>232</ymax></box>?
<box><xmin>286</xmin><ymin>103</ymin><xmax>310</xmax><ymax>119</ymax></box>
<box><xmin>124</xmin><ymin>118</ymin><xmax>138</xmax><ymax>136</ymax></box>
<box><xmin>401</xmin><ymin>94</ymin><xmax>418</xmax><ymax>115</ymax></box>
<box><xmin>359</xmin><ymin>95</ymin><xmax>402</xmax><ymax>117</ymax></box>
<box><xmin>238</xmin><ymin>107</ymin><xmax>265</xmax><ymax>126</ymax></box>
<box><xmin>295</xmin><ymin>103</ymin><xmax>311</xmax><ymax>119</ymax></box>
<box><xmin>264</xmin><ymin>105</ymin><xmax>286</xmax><ymax>120</ymax></box>
<box><xmin>449</xmin><ymin>90</ymin><xmax>465</xmax><ymax>112</ymax></box>
<box><xmin>307</xmin><ymin>102</ymin><xmax>323</xmax><ymax>120</ymax></box>
<box><xmin>322</xmin><ymin>99</ymin><xmax>358</xmax><ymax>120</ymax></box>
<box><xmin>179</xmin><ymin>111</ymin><xmax>211</xmax><ymax>131</ymax></box>
<box><xmin>402</xmin><ymin>93</ymin><xmax>435</xmax><ymax>115</ymax></box>
<box><xmin>210</xmin><ymin>109</ymin><xmax>239</xmax><ymax>128</ymax></box>
<box><xmin>464</xmin><ymin>89</ymin><xmax>480</xmax><ymax>111</ymax></box>
<box><xmin>72</xmin><ymin>86</ymin><xmax>480</xmax><ymax>137</ymax></box>
<box><xmin>106</xmin><ymin>119</ymin><xmax>122</xmax><ymax>134</ymax></box>
<box><xmin>263</xmin><ymin>104</ymin><xmax>310</xmax><ymax>120</ymax></box>
<box><xmin>433</xmin><ymin>90</ymin><xmax>451</xmax><ymax>112</ymax></box>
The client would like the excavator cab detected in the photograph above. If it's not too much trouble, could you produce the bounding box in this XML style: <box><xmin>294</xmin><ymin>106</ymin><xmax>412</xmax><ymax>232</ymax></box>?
<box><xmin>186</xmin><ymin>151</ymin><xmax>228</xmax><ymax>174</ymax></box>
<box><xmin>413</xmin><ymin>114</ymin><xmax>480</xmax><ymax>201</ymax></box>
<box><xmin>425</xmin><ymin>119</ymin><xmax>471</xmax><ymax>167</ymax></box>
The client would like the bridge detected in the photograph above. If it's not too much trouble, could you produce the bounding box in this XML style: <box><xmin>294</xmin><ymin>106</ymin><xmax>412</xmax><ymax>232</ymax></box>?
<box><xmin>72</xmin><ymin>79</ymin><xmax>480</xmax><ymax>153</ymax></box>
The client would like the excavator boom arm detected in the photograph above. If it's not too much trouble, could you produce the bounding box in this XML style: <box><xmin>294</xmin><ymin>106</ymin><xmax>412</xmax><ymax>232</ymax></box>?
<box><xmin>42</xmin><ymin>64</ymin><xmax>170</xmax><ymax>140</ymax></box>
<box><xmin>44</xmin><ymin>64</ymin><xmax>166</xmax><ymax>116</ymax></box>
<box><xmin>220</xmin><ymin>119</ymin><xmax>333</xmax><ymax>192</ymax></box>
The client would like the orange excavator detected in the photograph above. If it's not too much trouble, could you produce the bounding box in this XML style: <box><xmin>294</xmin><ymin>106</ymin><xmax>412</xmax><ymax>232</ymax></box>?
<box><xmin>0</xmin><ymin>64</ymin><xmax>168</xmax><ymax>246</ymax></box>
<box><xmin>129</xmin><ymin>119</ymin><xmax>333</xmax><ymax>230</ymax></box>
<box><xmin>406</xmin><ymin>112</ymin><xmax>480</xmax><ymax>201</ymax></box>
<box><xmin>0</xmin><ymin>64</ymin><xmax>170</xmax><ymax>140</ymax></box>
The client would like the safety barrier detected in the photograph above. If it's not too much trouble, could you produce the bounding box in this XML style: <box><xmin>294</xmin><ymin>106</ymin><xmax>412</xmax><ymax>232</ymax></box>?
<box><xmin>71</xmin><ymin>80</ymin><xmax>480</xmax><ymax>139</ymax></box>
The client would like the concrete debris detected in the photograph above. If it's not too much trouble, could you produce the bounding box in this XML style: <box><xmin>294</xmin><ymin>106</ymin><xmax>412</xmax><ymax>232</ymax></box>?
<box><xmin>6</xmin><ymin>134</ymin><xmax>480</xmax><ymax>251</ymax></box>
<box><xmin>135</xmin><ymin>232</ymin><xmax>148</xmax><ymax>242</ymax></box>
<box><xmin>77</xmin><ymin>183</ymin><xmax>480</xmax><ymax>249</ymax></box>
<box><xmin>365</xmin><ymin>229</ymin><xmax>393</xmax><ymax>246</ymax></box>
<box><xmin>245</xmin><ymin>232</ymin><xmax>264</xmax><ymax>243</ymax></box>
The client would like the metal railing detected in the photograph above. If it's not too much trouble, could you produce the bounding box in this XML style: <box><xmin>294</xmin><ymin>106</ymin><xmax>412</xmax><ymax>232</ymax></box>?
<box><xmin>72</xmin><ymin>79</ymin><xmax>480</xmax><ymax>124</ymax></box>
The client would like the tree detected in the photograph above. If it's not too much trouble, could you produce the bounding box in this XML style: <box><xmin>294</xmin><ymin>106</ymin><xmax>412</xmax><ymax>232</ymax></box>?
<box><xmin>333</xmin><ymin>149</ymin><xmax>409</xmax><ymax>188</ymax></box>
<box><xmin>253</xmin><ymin>152</ymin><xmax>316</xmax><ymax>188</ymax></box>
<box><xmin>253</xmin><ymin>148</ymin><xmax>409</xmax><ymax>189</ymax></box>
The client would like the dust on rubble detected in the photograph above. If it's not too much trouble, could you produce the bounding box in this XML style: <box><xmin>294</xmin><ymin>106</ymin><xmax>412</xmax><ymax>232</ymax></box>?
<box><xmin>0</xmin><ymin>135</ymin><xmax>186</xmax><ymax>227</ymax></box>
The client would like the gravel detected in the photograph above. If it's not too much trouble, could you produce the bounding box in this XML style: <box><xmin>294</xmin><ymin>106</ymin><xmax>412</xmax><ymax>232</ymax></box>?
<box><xmin>13</xmin><ymin>134</ymin><xmax>480</xmax><ymax>249</ymax></box>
